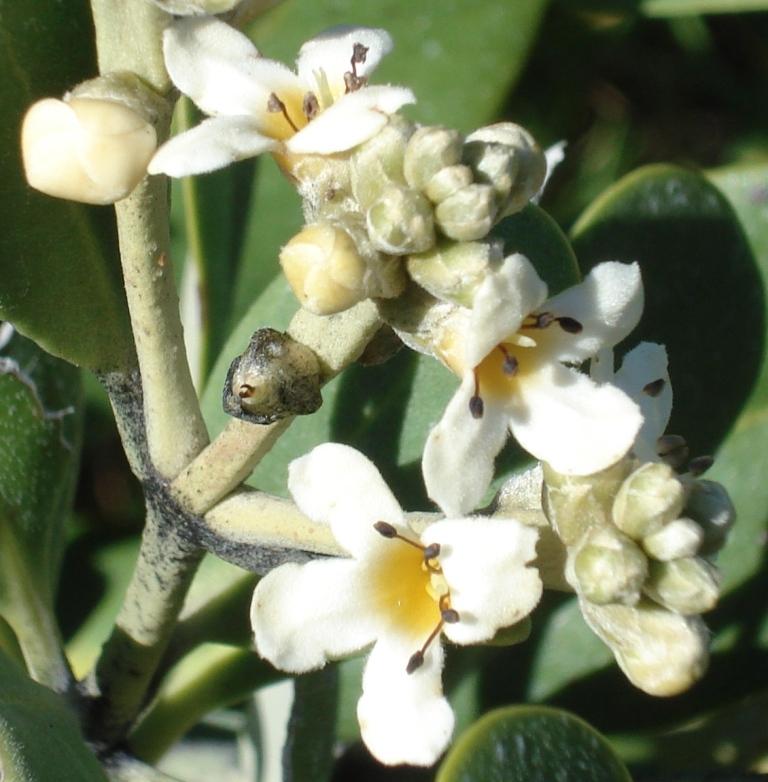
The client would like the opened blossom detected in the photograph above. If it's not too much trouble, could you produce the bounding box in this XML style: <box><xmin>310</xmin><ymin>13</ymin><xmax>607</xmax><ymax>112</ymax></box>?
<box><xmin>250</xmin><ymin>443</ymin><xmax>541</xmax><ymax>766</ymax></box>
<box><xmin>149</xmin><ymin>18</ymin><xmax>415</xmax><ymax>177</ymax></box>
<box><xmin>423</xmin><ymin>255</ymin><xmax>645</xmax><ymax>516</ymax></box>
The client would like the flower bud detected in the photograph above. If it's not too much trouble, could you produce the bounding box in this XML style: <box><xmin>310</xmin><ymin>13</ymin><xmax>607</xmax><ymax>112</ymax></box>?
<box><xmin>572</xmin><ymin>528</ymin><xmax>648</xmax><ymax>605</ymax></box>
<box><xmin>403</xmin><ymin>126</ymin><xmax>463</xmax><ymax>191</ymax></box>
<box><xmin>581</xmin><ymin>599</ymin><xmax>709</xmax><ymax>696</ymax></box>
<box><xmin>684</xmin><ymin>479</ymin><xmax>736</xmax><ymax>556</ymax></box>
<box><xmin>406</xmin><ymin>240</ymin><xmax>499</xmax><ymax>306</ymax></box>
<box><xmin>612</xmin><ymin>462</ymin><xmax>685</xmax><ymax>540</ymax></box>
<box><xmin>149</xmin><ymin>0</ymin><xmax>241</xmax><ymax>12</ymax></box>
<box><xmin>280</xmin><ymin>223</ymin><xmax>368</xmax><ymax>315</ymax></box>
<box><xmin>21</xmin><ymin>93</ymin><xmax>156</xmax><ymax>205</ymax></box>
<box><xmin>435</xmin><ymin>184</ymin><xmax>496</xmax><ymax>241</ymax></box>
<box><xmin>642</xmin><ymin>518</ymin><xmax>703</xmax><ymax>561</ymax></box>
<box><xmin>644</xmin><ymin>558</ymin><xmax>720</xmax><ymax>615</ymax></box>
<box><xmin>366</xmin><ymin>186</ymin><xmax>435</xmax><ymax>254</ymax></box>
<box><xmin>424</xmin><ymin>164</ymin><xmax>474</xmax><ymax>203</ymax></box>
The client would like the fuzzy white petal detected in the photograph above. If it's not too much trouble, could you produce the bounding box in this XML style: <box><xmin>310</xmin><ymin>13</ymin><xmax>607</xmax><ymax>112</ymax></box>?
<box><xmin>543</xmin><ymin>262</ymin><xmax>644</xmax><ymax>363</ymax></box>
<box><xmin>511</xmin><ymin>362</ymin><xmax>642</xmax><ymax>475</ymax></box>
<box><xmin>533</xmin><ymin>140</ymin><xmax>566</xmax><ymax>203</ymax></box>
<box><xmin>465</xmin><ymin>253</ymin><xmax>548</xmax><ymax>368</ymax></box>
<box><xmin>357</xmin><ymin>637</ymin><xmax>453</xmax><ymax>766</ymax></box>
<box><xmin>615</xmin><ymin>342</ymin><xmax>672</xmax><ymax>461</ymax></box>
<box><xmin>296</xmin><ymin>27</ymin><xmax>393</xmax><ymax>95</ymax></box>
<box><xmin>164</xmin><ymin>17</ymin><xmax>303</xmax><ymax>117</ymax></box>
<box><xmin>288</xmin><ymin>443</ymin><xmax>404</xmax><ymax>558</ymax></box>
<box><xmin>148</xmin><ymin>116</ymin><xmax>278</xmax><ymax>176</ymax></box>
<box><xmin>423</xmin><ymin>374</ymin><xmax>509</xmax><ymax>517</ymax></box>
<box><xmin>286</xmin><ymin>86</ymin><xmax>416</xmax><ymax>154</ymax></box>
<box><xmin>251</xmin><ymin>558</ymin><xmax>379</xmax><ymax>673</ymax></box>
<box><xmin>423</xmin><ymin>519</ymin><xmax>542</xmax><ymax>645</ymax></box>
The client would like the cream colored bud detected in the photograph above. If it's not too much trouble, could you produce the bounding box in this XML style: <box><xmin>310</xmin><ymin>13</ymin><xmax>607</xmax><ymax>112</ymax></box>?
<box><xmin>572</xmin><ymin>528</ymin><xmax>648</xmax><ymax>605</ymax></box>
<box><xmin>642</xmin><ymin>518</ymin><xmax>703</xmax><ymax>561</ymax></box>
<box><xmin>644</xmin><ymin>558</ymin><xmax>720</xmax><ymax>615</ymax></box>
<box><xmin>149</xmin><ymin>0</ymin><xmax>241</xmax><ymax>12</ymax></box>
<box><xmin>21</xmin><ymin>96</ymin><xmax>156</xmax><ymax>205</ymax></box>
<box><xmin>403</xmin><ymin>126</ymin><xmax>464</xmax><ymax>191</ymax></box>
<box><xmin>406</xmin><ymin>240</ymin><xmax>499</xmax><ymax>306</ymax></box>
<box><xmin>280</xmin><ymin>223</ymin><xmax>368</xmax><ymax>315</ymax></box>
<box><xmin>435</xmin><ymin>184</ymin><xmax>496</xmax><ymax>241</ymax></box>
<box><xmin>581</xmin><ymin>599</ymin><xmax>709</xmax><ymax>696</ymax></box>
<box><xmin>613</xmin><ymin>462</ymin><xmax>686</xmax><ymax>540</ymax></box>
<box><xmin>424</xmin><ymin>164</ymin><xmax>474</xmax><ymax>204</ymax></box>
<box><xmin>684</xmin><ymin>479</ymin><xmax>736</xmax><ymax>556</ymax></box>
<box><xmin>366</xmin><ymin>186</ymin><xmax>435</xmax><ymax>254</ymax></box>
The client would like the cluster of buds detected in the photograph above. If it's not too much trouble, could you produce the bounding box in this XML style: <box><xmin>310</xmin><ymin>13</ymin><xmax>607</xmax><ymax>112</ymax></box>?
<box><xmin>280</xmin><ymin>116</ymin><xmax>546</xmax><ymax>316</ymax></box>
<box><xmin>542</xmin><ymin>452</ymin><xmax>734</xmax><ymax>696</ymax></box>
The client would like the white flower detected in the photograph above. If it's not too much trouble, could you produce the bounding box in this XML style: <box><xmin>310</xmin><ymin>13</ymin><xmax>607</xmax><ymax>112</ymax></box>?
<box><xmin>148</xmin><ymin>18</ymin><xmax>415</xmax><ymax>177</ymax></box>
<box><xmin>423</xmin><ymin>255</ymin><xmax>645</xmax><ymax>516</ymax></box>
<box><xmin>250</xmin><ymin>443</ymin><xmax>541</xmax><ymax>766</ymax></box>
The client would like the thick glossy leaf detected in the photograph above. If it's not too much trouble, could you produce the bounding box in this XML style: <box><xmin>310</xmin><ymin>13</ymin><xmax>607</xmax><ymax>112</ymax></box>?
<box><xmin>437</xmin><ymin>705</ymin><xmax>632</xmax><ymax>782</ymax></box>
<box><xmin>0</xmin><ymin>648</ymin><xmax>107</xmax><ymax>782</ymax></box>
<box><xmin>641</xmin><ymin>0</ymin><xmax>768</xmax><ymax>15</ymax></box>
<box><xmin>571</xmin><ymin>164</ymin><xmax>764</xmax><ymax>457</ymax></box>
<box><xmin>0</xmin><ymin>1</ymin><xmax>134</xmax><ymax>370</ymax></box>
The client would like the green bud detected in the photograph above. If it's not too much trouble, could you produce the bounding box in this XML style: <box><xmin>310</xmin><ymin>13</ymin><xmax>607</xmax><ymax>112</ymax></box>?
<box><xmin>572</xmin><ymin>528</ymin><xmax>648</xmax><ymax>605</ymax></box>
<box><xmin>684</xmin><ymin>479</ymin><xmax>736</xmax><ymax>556</ymax></box>
<box><xmin>366</xmin><ymin>186</ymin><xmax>436</xmax><ymax>254</ymax></box>
<box><xmin>403</xmin><ymin>125</ymin><xmax>464</xmax><ymax>191</ymax></box>
<box><xmin>613</xmin><ymin>462</ymin><xmax>686</xmax><ymax>540</ymax></box>
<box><xmin>435</xmin><ymin>184</ymin><xmax>496</xmax><ymax>241</ymax></box>
<box><xmin>406</xmin><ymin>240</ymin><xmax>499</xmax><ymax>306</ymax></box>
<box><xmin>424</xmin><ymin>164</ymin><xmax>474</xmax><ymax>204</ymax></box>
<box><xmin>644</xmin><ymin>558</ymin><xmax>720</xmax><ymax>615</ymax></box>
<box><xmin>642</xmin><ymin>518</ymin><xmax>703</xmax><ymax>561</ymax></box>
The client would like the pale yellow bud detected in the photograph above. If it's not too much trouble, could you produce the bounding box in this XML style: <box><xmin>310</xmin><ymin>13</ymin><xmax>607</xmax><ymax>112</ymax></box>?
<box><xmin>366</xmin><ymin>186</ymin><xmax>435</xmax><ymax>254</ymax></box>
<box><xmin>642</xmin><ymin>518</ymin><xmax>703</xmax><ymax>561</ymax></box>
<box><xmin>280</xmin><ymin>223</ymin><xmax>368</xmax><ymax>315</ymax></box>
<box><xmin>644</xmin><ymin>558</ymin><xmax>720</xmax><ymax>615</ymax></box>
<box><xmin>435</xmin><ymin>184</ymin><xmax>496</xmax><ymax>241</ymax></box>
<box><xmin>21</xmin><ymin>96</ymin><xmax>156</xmax><ymax>205</ymax></box>
<box><xmin>424</xmin><ymin>164</ymin><xmax>474</xmax><ymax>203</ymax></box>
<box><xmin>403</xmin><ymin>126</ymin><xmax>463</xmax><ymax>191</ymax></box>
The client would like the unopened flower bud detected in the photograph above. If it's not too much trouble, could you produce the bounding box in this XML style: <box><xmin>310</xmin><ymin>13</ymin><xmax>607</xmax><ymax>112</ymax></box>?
<box><xmin>366</xmin><ymin>186</ymin><xmax>435</xmax><ymax>254</ymax></box>
<box><xmin>149</xmin><ymin>0</ymin><xmax>241</xmax><ymax>12</ymax></box>
<box><xmin>642</xmin><ymin>518</ymin><xmax>703</xmax><ymax>561</ymax></box>
<box><xmin>406</xmin><ymin>240</ymin><xmax>499</xmax><ymax>306</ymax></box>
<box><xmin>644</xmin><ymin>558</ymin><xmax>720</xmax><ymax>615</ymax></box>
<box><xmin>613</xmin><ymin>462</ymin><xmax>685</xmax><ymax>540</ymax></box>
<box><xmin>684</xmin><ymin>479</ymin><xmax>736</xmax><ymax>556</ymax></box>
<box><xmin>22</xmin><ymin>93</ymin><xmax>156</xmax><ymax>205</ymax></box>
<box><xmin>424</xmin><ymin>164</ymin><xmax>474</xmax><ymax>203</ymax></box>
<box><xmin>435</xmin><ymin>184</ymin><xmax>496</xmax><ymax>241</ymax></box>
<box><xmin>403</xmin><ymin>126</ymin><xmax>463</xmax><ymax>191</ymax></box>
<box><xmin>581</xmin><ymin>599</ymin><xmax>709</xmax><ymax>696</ymax></box>
<box><xmin>572</xmin><ymin>528</ymin><xmax>648</xmax><ymax>605</ymax></box>
<box><xmin>280</xmin><ymin>223</ymin><xmax>368</xmax><ymax>315</ymax></box>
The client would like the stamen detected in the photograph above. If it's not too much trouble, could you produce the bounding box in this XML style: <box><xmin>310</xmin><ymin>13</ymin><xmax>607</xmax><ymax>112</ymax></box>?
<box><xmin>498</xmin><ymin>345</ymin><xmax>518</xmax><ymax>376</ymax></box>
<box><xmin>656</xmin><ymin>434</ymin><xmax>689</xmax><ymax>470</ymax></box>
<box><xmin>439</xmin><ymin>594</ymin><xmax>459</xmax><ymax>624</ymax></box>
<box><xmin>688</xmin><ymin>454</ymin><xmax>714</xmax><ymax>476</ymax></box>
<box><xmin>557</xmin><ymin>316</ymin><xmax>583</xmax><ymax>334</ymax></box>
<box><xmin>373</xmin><ymin>521</ymin><xmax>425</xmax><ymax>552</ymax></box>
<box><xmin>643</xmin><ymin>378</ymin><xmax>665</xmax><ymax>397</ymax></box>
<box><xmin>406</xmin><ymin>620</ymin><xmax>444</xmax><ymax>674</ymax></box>
<box><xmin>423</xmin><ymin>542</ymin><xmax>441</xmax><ymax>561</ymax></box>
<box><xmin>523</xmin><ymin>312</ymin><xmax>555</xmax><ymax>330</ymax></box>
<box><xmin>302</xmin><ymin>92</ymin><xmax>319</xmax><ymax>120</ymax></box>
<box><xmin>267</xmin><ymin>93</ymin><xmax>299</xmax><ymax>132</ymax></box>
<box><xmin>343</xmin><ymin>42</ymin><xmax>369</xmax><ymax>92</ymax></box>
<box><xmin>469</xmin><ymin>370</ymin><xmax>484</xmax><ymax>418</ymax></box>
<box><xmin>238</xmin><ymin>384</ymin><xmax>254</xmax><ymax>399</ymax></box>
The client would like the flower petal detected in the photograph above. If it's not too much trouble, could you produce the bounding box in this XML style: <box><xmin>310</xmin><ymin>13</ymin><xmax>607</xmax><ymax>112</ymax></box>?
<box><xmin>357</xmin><ymin>636</ymin><xmax>453</xmax><ymax>766</ymax></box>
<box><xmin>286</xmin><ymin>85</ymin><xmax>415</xmax><ymax>155</ymax></box>
<box><xmin>164</xmin><ymin>17</ymin><xmax>303</xmax><ymax>118</ymax></box>
<box><xmin>543</xmin><ymin>261</ymin><xmax>644</xmax><ymax>363</ymax></box>
<box><xmin>148</xmin><ymin>116</ymin><xmax>279</xmax><ymax>177</ymax></box>
<box><xmin>296</xmin><ymin>26</ymin><xmax>393</xmax><ymax>98</ymax></box>
<box><xmin>423</xmin><ymin>519</ymin><xmax>542</xmax><ymax>645</ymax></box>
<box><xmin>251</xmin><ymin>558</ymin><xmax>379</xmax><ymax>673</ymax></box>
<box><xmin>288</xmin><ymin>443</ymin><xmax>405</xmax><ymax>558</ymax></box>
<box><xmin>615</xmin><ymin>342</ymin><xmax>672</xmax><ymax>461</ymax></box>
<box><xmin>511</xmin><ymin>362</ymin><xmax>642</xmax><ymax>475</ymax></box>
<box><xmin>423</xmin><ymin>373</ymin><xmax>509</xmax><ymax>517</ymax></box>
<box><xmin>465</xmin><ymin>253</ymin><xmax>548</xmax><ymax>369</ymax></box>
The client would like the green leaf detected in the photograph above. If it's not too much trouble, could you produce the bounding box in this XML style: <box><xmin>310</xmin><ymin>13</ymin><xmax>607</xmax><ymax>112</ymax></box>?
<box><xmin>0</xmin><ymin>648</ymin><xmax>108</xmax><ymax>782</ymax></box>
<box><xmin>640</xmin><ymin>0</ymin><xmax>768</xmax><ymax>15</ymax></box>
<box><xmin>437</xmin><ymin>705</ymin><xmax>632</xmax><ymax>782</ymax></box>
<box><xmin>0</xmin><ymin>0</ymin><xmax>134</xmax><ymax>370</ymax></box>
<box><xmin>571</xmin><ymin>163</ymin><xmax>764</xmax><ymax>457</ymax></box>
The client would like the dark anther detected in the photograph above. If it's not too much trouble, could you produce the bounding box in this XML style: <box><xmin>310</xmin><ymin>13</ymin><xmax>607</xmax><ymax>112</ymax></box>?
<box><xmin>302</xmin><ymin>92</ymin><xmax>319</xmax><ymax>120</ymax></box>
<box><xmin>656</xmin><ymin>434</ymin><xmax>689</xmax><ymax>470</ymax></box>
<box><xmin>643</xmin><ymin>378</ymin><xmax>665</xmax><ymax>397</ymax></box>
<box><xmin>498</xmin><ymin>345</ymin><xmax>518</xmax><ymax>376</ymax></box>
<box><xmin>352</xmin><ymin>42</ymin><xmax>369</xmax><ymax>65</ymax></box>
<box><xmin>441</xmin><ymin>608</ymin><xmax>460</xmax><ymax>624</ymax></box>
<box><xmin>267</xmin><ymin>92</ymin><xmax>299</xmax><ymax>131</ymax></box>
<box><xmin>238</xmin><ymin>384</ymin><xmax>254</xmax><ymax>399</ymax></box>
<box><xmin>406</xmin><ymin>650</ymin><xmax>424</xmax><ymax>674</ymax></box>
<box><xmin>344</xmin><ymin>42</ymin><xmax>370</xmax><ymax>93</ymax></box>
<box><xmin>689</xmin><ymin>455</ymin><xmax>714</xmax><ymax>476</ymax></box>
<box><xmin>557</xmin><ymin>316</ymin><xmax>583</xmax><ymax>334</ymax></box>
<box><xmin>423</xmin><ymin>543</ymin><xmax>441</xmax><ymax>560</ymax></box>
<box><xmin>469</xmin><ymin>395</ymin><xmax>484</xmax><ymax>419</ymax></box>
<box><xmin>374</xmin><ymin>521</ymin><xmax>398</xmax><ymax>538</ymax></box>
